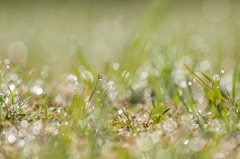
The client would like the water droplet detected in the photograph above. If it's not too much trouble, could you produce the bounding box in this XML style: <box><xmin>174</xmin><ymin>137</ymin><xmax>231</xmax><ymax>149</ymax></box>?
<box><xmin>32</xmin><ymin>86</ymin><xmax>43</xmax><ymax>95</ymax></box>
<box><xmin>213</xmin><ymin>74</ymin><xmax>220</xmax><ymax>82</ymax></box>
<box><xmin>113</xmin><ymin>63</ymin><xmax>120</xmax><ymax>70</ymax></box>
<box><xmin>19</xmin><ymin>140</ymin><xmax>25</xmax><ymax>146</ymax></box>
<box><xmin>175</xmin><ymin>139</ymin><xmax>190</xmax><ymax>154</ymax></box>
<box><xmin>122</xmin><ymin>71</ymin><xmax>129</xmax><ymax>78</ymax></box>
<box><xmin>7</xmin><ymin>41</ymin><xmax>28</xmax><ymax>62</ymax></box>
<box><xmin>211</xmin><ymin>119</ymin><xmax>225</xmax><ymax>134</ymax></box>
<box><xmin>202</xmin><ymin>0</ymin><xmax>231</xmax><ymax>22</ymax></box>
<box><xmin>118</xmin><ymin>109</ymin><xmax>123</xmax><ymax>115</ymax></box>
<box><xmin>81</xmin><ymin>71</ymin><xmax>93</xmax><ymax>82</ymax></box>
<box><xmin>221</xmin><ymin>70</ymin><xmax>225</xmax><ymax>74</ymax></box>
<box><xmin>140</xmin><ymin>72</ymin><xmax>148</xmax><ymax>79</ymax></box>
<box><xmin>188</xmin><ymin>81</ymin><xmax>192</xmax><ymax>86</ymax></box>
<box><xmin>136</xmin><ymin>132</ymin><xmax>155</xmax><ymax>151</ymax></box>
<box><xmin>125</xmin><ymin>90</ymin><xmax>132</xmax><ymax>97</ymax></box>
<box><xmin>97</xmin><ymin>139</ymin><xmax>103</xmax><ymax>146</ymax></box>
<box><xmin>10</xmin><ymin>127</ymin><xmax>17</xmax><ymax>135</ymax></box>
<box><xmin>4</xmin><ymin>59</ymin><xmax>10</xmax><ymax>65</ymax></box>
<box><xmin>21</xmin><ymin>120</ymin><xmax>28</xmax><ymax>128</ymax></box>
<box><xmin>10</xmin><ymin>74</ymin><xmax>18</xmax><ymax>81</ymax></box>
<box><xmin>9</xmin><ymin>85</ymin><xmax>15</xmax><ymax>91</ymax></box>
<box><xmin>151</xmin><ymin>130</ymin><xmax>162</xmax><ymax>143</ymax></box>
<box><xmin>98</xmin><ymin>74</ymin><xmax>102</xmax><ymax>80</ymax></box>
<box><xmin>180</xmin><ymin>113</ymin><xmax>195</xmax><ymax>129</ymax></box>
<box><xmin>163</xmin><ymin>118</ymin><xmax>177</xmax><ymax>133</ymax></box>
<box><xmin>107</xmin><ymin>81</ymin><xmax>115</xmax><ymax>89</ymax></box>
<box><xmin>79</xmin><ymin>120</ymin><xmax>87</xmax><ymax>129</ymax></box>
<box><xmin>180</xmin><ymin>81</ymin><xmax>187</xmax><ymax>88</ymax></box>
<box><xmin>8</xmin><ymin>135</ymin><xmax>16</xmax><ymax>144</ymax></box>
<box><xmin>18</xmin><ymin>129</ymin><xmax>27</xmax><ymax>137</ymax></box>
<box><xmin>183</xmin><ymin>139</ymin><xmax>189</xmax><ymax>145</ymax></box>
<box><xmin>190</xmin><ymin>137</ymin><xmax>205</xmax><ymax>152</ymax></box>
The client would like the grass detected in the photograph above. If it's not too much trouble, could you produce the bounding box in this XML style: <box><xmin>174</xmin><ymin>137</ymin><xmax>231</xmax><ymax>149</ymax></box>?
<box><xmin>1</xmin><ymin>0</ymin><xmax>240</xmax><ymax>159</ymax></box>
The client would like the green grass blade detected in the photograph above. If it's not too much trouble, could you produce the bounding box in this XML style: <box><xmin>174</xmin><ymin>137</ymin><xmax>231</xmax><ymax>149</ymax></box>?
<box><xmin>232</xmin><ymin>64</ymin><xmax>238</xmax><ymax>104</ymax></box>
<box><xmin>76</xmin><ymin>43</ymin><xmax>94</xmax><ymax>74</ymax></box>
<box><xmin>184</xmin><ymin>63</ymin><xmax>212</xmax><ymax>90</ymax></box>
<box><xmin>88</xmin><ymin>74</ymin><xmax>102</xmax><ymax>103</ymax></box>
<box><xmin>201</xmin><ymin>72</ymin><xmax>212</xmax><ymax>83</ymax></box>
<box><xmin>162</xmin><ymin>108</ymin><xmax>171</xmax><ymax>115</ymax></box>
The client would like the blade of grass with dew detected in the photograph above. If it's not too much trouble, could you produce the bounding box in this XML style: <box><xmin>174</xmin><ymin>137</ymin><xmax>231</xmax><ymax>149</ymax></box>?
<box><xmin>88</xmin><ymin>74</ymin><xmax>102</xmax><ymax>103</ymax></box>
<box><xmin>202</xmin><ymin>71</ymin><xmax>231</xmax><ymax>103</ymax></box>
<box><xmin>184</xmin><ymin>63</ymin><xmax>231</xmax><ymax>105</ymax></box>
<box><xmin>184</xmin><ymin>63</ymin><xmax>212</xmax><ymax>90</ymax></box>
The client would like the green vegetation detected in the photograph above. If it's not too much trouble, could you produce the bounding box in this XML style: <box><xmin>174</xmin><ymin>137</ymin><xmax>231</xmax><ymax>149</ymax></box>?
<box><xmin>1</xmin><ymin>0</ymin><xmax>240</xmax><ymax>158</ymax></box>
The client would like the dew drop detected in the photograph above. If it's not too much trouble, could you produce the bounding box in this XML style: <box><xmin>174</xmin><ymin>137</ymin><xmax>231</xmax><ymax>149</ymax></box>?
<box><xmin>8</xmin><ymin>135</ymin><xmax>16</xmax><ymax>144</ymax></box>
<box><xmin>7</xmin><ymin>41</ymin><xmax>28</xmax><ymax>62</ymax></box>
<box><xmin>151</xmin><ymin>130</ymin><xmax>162</xmax><ymax>143</ymax></box>
<box><xmin>136</xmin><ymin>132</ymin><xmax>155</xmax><ymax>151</ymax></box>
<box><xmin>163</xmin><ymin>118</ymin><xmax>177</xmax><ymax>133</ymax></box>
<box><xmin>122</xmin><ymin>71</ymin><xmax>129</xmax><ymax>78</ymax></box>
<box><xmin>211</xmin><ymin>119</ymin><xmax>225</xmax><ymax>134</ymax></box>
<box><xmin>190</xmin><ymin>137</ymin><xmax>205</xmax><ymax>152</ymax></box>
<box><xmin>98</xmin><ymin>74</ymin><xmax>102</xmax><ymax>80</ymax></box>
<box><xmin>81</xmin><ymin>71</ymin><xmax>93</xmax><ymax>82</ymax></box>
<box><xmin>113</xmin><ymin>63</ymin><xmax>120</xmax><ymax>71</ymax></box>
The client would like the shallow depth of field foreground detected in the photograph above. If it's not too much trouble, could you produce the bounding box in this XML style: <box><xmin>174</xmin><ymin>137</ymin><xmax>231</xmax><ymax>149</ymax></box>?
<box><xmin>1</xmin><ymin>0</ymin><xmax>240</xmax><ymax>159</ymax></box>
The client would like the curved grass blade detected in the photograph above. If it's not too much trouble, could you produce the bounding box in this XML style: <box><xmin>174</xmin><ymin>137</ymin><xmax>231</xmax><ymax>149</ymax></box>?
<box><xmin>162</xmin><ymin>108</ymin><xmax>171</xmax><ymax>115</ymax></box>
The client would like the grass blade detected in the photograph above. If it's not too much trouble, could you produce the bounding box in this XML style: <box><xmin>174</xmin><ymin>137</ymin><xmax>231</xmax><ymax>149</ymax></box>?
<box><xmin>162</xmin><ymin>108</ymin><xmax>171</xmax><ymax>115</ymax></box>
<box><xmin>184</xmin><ymin>63</ymin><xmax>212</xmax><ymax>90</ymax></box>
<box><xmin>232</xmin><ymin>64</ymin><xmax>238</xmax><ymax>104</ymax></box>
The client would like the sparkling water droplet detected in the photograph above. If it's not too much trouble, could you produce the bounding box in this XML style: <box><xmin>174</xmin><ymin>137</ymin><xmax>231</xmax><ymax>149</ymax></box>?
<box><xmin>98</xmin><ymin>74</ymin><xmax>102</xmax><ymax>80</ymax></box>
<box><xmin>113</xmin><ymin>63</ymin><xmax>120</xmax><ymax>71</ymax></box>
<box><xmin>32</xmin><ymin>86</ymin><xmax>43</xmax><ymax>95</ymax></box>
<box><xmin>183</xmin><ymin>139</ymin><xmax>189</xmax><ymax>145</ymax></box>
<box><xmin>151</xmin><ymin>130</ymin><xmax>162</xmax><ymax>143</ymax></box>
<box><xmin>188</xmin><ymin>81</ymin><xmax>192</xmax><ymax>86</ymax></box>
<box><xmin>211</xmin><ymin>119</ymin><xmax>225</xmax><ymax>134</ymax></box>
<box><xmin>79</xmin><ymin>120</ymin><xmax>87</xmax><ymax>129</ymax></box>
<box><xmin>122</xmin><ymin>71</ymin><xmax>129</xmax><ymax>78</ymax></box>
<box><xmin>175</xmin><ymin>139</ymin><xmax>190</xmax><ymax>154</ymax></box>
<box><xmin>163</xmin><ymin>118</ymin><xmax>177</xmax><ymax>133</ymax></box>
<box><xmin>191</xmin><ymin>137</ymin><xmax>205</xmax><ymax>152</ymax></box>
<box><xmin>81</xmin><ymin>71</ymin><xmax>93</xmax><ymax>82</ymax></box>
<box><xmin>221</xmin><ymin>70</ymin><xmax>225</xmax><ymax>74</ymax></box>
<box><xmin>213</xmin><ymin>74</ymin><xmax>220</xmax><ymax>82</ymax></box>
<box><xmin>180</xmin><ymin>113</ymin><xmax>195</xmax><ymax>128</ymax></box>
<box><xmin>8</xmin><ymin>135</ymin><xmax>16</xmax><ymax>144</ymax></box>
<box><xmin>136</xmin><ymin>132</ymin><xmax>155</xmax><ymax>151</ymax></box>
<box><xmin>118</xmin><ymin>109</ymin><xmax>123</xmax><ymax>115</ymax></box>
<box><xmin>21</xmin><ymin>120</ymin><xmax>28</xmax><ymax>128</ymax></box>
<box><xmin>7</xmin><ymin>41</ymin><xmax>28</xmax><ymax>62</ymax></box>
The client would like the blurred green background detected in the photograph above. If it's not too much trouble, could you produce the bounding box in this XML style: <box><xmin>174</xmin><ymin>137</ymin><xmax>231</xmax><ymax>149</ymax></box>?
<box><xmin>0</xmin><ymin>0</ymin><xmax>240</xmax><ymax>77</ymax></box>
